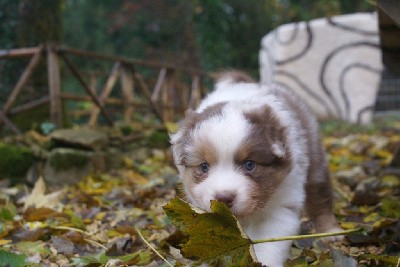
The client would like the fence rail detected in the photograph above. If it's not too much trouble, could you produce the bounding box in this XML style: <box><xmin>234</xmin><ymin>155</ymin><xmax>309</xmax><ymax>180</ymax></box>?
<box><xmin>0</xmin><ymin>43</ymin><xmax>209</xmax><ymax>134</ymax></box>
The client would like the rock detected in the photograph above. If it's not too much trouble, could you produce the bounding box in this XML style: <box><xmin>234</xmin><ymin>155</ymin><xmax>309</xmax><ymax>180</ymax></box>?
<box><xmin>44</xmin><ymin>148</ymin><xmax>122</xmax><ymax>186</ymax></box>
<box><xmin>50</xmin><ymin>129</ymin><xmax>108</xmax><ymax>150</ymax></box>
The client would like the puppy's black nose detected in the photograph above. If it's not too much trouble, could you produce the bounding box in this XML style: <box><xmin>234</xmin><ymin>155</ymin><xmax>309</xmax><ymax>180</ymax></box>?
<box><xmin>215</xmin><ymin>192</ymin><xmax>236</xmax><ymax>208</ymax></box>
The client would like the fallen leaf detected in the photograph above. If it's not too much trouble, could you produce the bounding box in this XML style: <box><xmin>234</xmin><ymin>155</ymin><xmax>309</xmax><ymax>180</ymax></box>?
<box><xmin>15</xmin><ymin>241</ymin><xmax>50</xmax><ymax>256</ymax></box>
<box><xmin>23</xmin><ymin>207</ymin><xmax>60</xmax><ymax>222</ymax></box>
<box><xmin>0</xmin><ymin>250</ymin><xmax>26</xmax><ymax>267</ymax></box>
<box><xmin>0</xmin><ymin>239</ymin><xmax>11</xmax><ymax>245</ymax></box>
<box><xmin>51</xmin><ymin>235</ymin><xmax>75</xmax><ymax>256</ymax></box>
<box><xmin>70</xmin><ymin>250</ymin><xmax>151</xmax><ymax>266</ymax></box>
<box><xmin>61</xmin><ymin>231</ymin><xmax>85</xmax><ymax>244</ymax></box>
<box><xmin>163</xmin><ymin>197</ymin><xmax>260</xmax><ymax>266</ymax></box>
<box><xmin>358</xmin><ymin>254</ymin><xmax>400</xmax><ymax>265</ymax></box>
<box><xmin>13</xmin><ymin>228</ymin><xmax>49</xmax><ymax>242</ymax></box>
<box><xmin>381</xmin><ymin>198</ymin><xmax>400</xmax><ymax>219</ymax></box>
<box><xmin>23</xmin><ymin>177</ymin><xmax>65</xmax><ymax>211</ymax></box>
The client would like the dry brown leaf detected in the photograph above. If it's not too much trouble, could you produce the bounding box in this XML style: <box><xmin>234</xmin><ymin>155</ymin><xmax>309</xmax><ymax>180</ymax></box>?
<box><xmin>23</xmin><ymin>207</ymin><xmax>61</xmax><ymax>222</ymax></box>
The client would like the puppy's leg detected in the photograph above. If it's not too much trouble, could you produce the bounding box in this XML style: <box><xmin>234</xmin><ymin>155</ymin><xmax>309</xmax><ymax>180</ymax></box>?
<box><xmin>243</xmin><ymin>207</ymin><xmax>301</xmax><ymax>267</ymax></box>
<box><xmin>305</xmin><ymin>166</ymin><xmax>342</xmax><ymax>241</ymax></box>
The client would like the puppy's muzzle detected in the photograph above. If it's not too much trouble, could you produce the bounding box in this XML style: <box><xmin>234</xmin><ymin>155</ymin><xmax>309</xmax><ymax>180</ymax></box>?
<box><xmin>214</xmin><ymin>191</ymin><xmax>236</xmax><ymax>208</ymax></box>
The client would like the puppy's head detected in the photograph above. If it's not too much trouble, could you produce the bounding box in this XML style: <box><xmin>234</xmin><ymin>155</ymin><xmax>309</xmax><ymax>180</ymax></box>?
<box><xmin>171</xmin><ymin>102</ymin><xmax>292</xmax><ymax>217</ymax></box>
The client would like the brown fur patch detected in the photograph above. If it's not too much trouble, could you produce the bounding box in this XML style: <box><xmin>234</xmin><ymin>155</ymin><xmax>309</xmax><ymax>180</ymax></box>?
<box><xmin>270</xmin><ymin>88</ymin><xmax>339</xmax><ymax>232</ymax></box>
<box><xmin>184</xmin><ymin>138</ymin><xmax>218</xmax><ymax>183</ymax></box>
<box><xmin>235</xmin><ymin>105</ymin><xmax>292</xmax><ymax>212</ymax></box>
<box><xmin>172</xmin><ymin>102</ymin><xmax>226</xmax><ymax>166</ymax></box>
<box><xmin>172</xmin><ymin>102</ymin><xmax>227</xmax><ymax>184</ymax></box>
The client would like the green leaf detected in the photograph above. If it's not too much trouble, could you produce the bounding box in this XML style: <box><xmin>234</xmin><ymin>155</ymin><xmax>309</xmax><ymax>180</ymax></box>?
<box><xmin>65</xmin><ymin>209</ymin><xmax>85</xmax><ymax>229</ymax></box>
<box><xmin>71</xmin><ymin>251</ymin><xmax>107</xmax><ymax>266</ymax></box>
<box><xmin>15</xmin><ymin>241</ymin><xmax>50</xmax><ymax>256</ymax></box>
<box><xmin>0</xmin><ymin>208</ymin><xmax>13</xmax><ymax>221</ymax></box>
<box><xmin>381</xmin><ymin>198</ymin><xmax>400</xmax><ymax>219</ymax></box>
<box><xmin>163</xmin><ymin>197</ymin><xmax>260</xmax><ymax>266</ymax></box>
<box><xmin>0</xmin><ymin>250</ymin><xmax>26</xmax><ymax>267</ymax></box>
<box><xmin>284</xmin><ymin>256</ymin><xmax>308</xmax><ymax>267</ymax></box>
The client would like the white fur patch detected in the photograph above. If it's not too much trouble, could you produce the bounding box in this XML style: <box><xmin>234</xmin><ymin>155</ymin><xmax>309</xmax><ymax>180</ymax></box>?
<box><xmin>185</xmin><ymin>105</ymin><xmax>254</xmax><ymax>214</ymax></box>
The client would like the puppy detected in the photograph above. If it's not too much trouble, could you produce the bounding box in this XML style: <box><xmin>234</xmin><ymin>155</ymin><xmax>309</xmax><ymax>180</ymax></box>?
<box><xmin>170</xmin><ymin>72</ymin><xmax>341</xmax><ymax>266</ymax></box>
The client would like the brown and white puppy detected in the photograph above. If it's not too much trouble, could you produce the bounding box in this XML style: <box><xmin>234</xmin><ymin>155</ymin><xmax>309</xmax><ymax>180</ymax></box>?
<box><xmin>170</xmin><ymin>72</ymin><xmax>341</xmax><ymax>266</ymax></box>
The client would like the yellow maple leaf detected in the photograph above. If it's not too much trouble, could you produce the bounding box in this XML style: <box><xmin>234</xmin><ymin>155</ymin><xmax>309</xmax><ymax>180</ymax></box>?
<box><xmin>23</xmin><ymin>177</ymin><xmax>65</xmax><ymax>211</ymax></box>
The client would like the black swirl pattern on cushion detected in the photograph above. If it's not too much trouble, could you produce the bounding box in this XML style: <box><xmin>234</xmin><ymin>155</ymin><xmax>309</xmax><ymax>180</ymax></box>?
<box><xmin>327</xmin><ymin>17</ymin><xmax>379</xmax><ymax>36</ymax></box>
<box><xmin>275</xmin><ymin>22</ymin><xmax>313</xmax><ymax>65</ymax></box>
<box><xmin>338</xmin><ymin>63</ymin><xmax>382</xmax><ymax>120</ymax></box>
<box><xmin>260</xmin><ymin>13</ymin><xmax>383</xmax><ymax>124</ymax></box>
<box><xmin>274</xmin><ymin>70</ymin><xmax>334</xmax><ymax>116</ymax></box>
<box><xmin>319</xmin><ymin>42</ymin><xmax>381</xmax><ymax>118</ymax></box>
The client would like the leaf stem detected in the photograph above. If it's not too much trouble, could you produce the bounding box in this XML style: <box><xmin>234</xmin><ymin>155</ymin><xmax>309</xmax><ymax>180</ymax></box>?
<box><xmin>51</xmin><ymin>225</ymin><xmax>108</xmax><ymax>250</ymax></box>
<box><xmin>50</xmin><ymin>225</ymin><xmax>86</xmax><ymax>234</ymax></box>
<box><xmin>84</xmin><ymin>238</ymin><xmax>108</xmax><ymax>250</ymax></box>
<box><xmin>251</xmin><ymin>228</ymin><xmax>362</xmax><ymax>244</ymax></box>
<box><xmin>135</xmin><ymin>227</ymin><xmax>174</xmax><ymax>267</ymax></box>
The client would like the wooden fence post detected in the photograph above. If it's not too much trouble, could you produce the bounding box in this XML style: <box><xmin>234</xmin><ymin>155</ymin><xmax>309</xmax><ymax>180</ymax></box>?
<box><xmin>152</xmin><ymin>67</ymin><xmax>167</xmax><ymax>104</ymax></box>
<box><xmin>0</xmin><ymin>111</ymin><xmax>22</xmax><ymax>135</ymax></box>
<box><xmin>0</xmin><ymin>45</ymin><xmax>43</xmax><ymax>127</ymax></box>
<box><xmin>162</xmin><ymin>69</ymin><xmax>175</xmax><ymax>122</ymax></box>
<box><xmin>60</xmin><ymin>53</ymin><xmax>114</xmax><ymax>126</ymax></box>
<box><xmin>120</xmin><ymin>65</ymin><xmax>135</xmax><ymax>123</ymax></box>
<box><xmin>189</xmin><ymin>75</ymin><xmax>201</xmax><ymax>108</ymax></box>
<box><xmin>175</xmin><ymin>72</ymin><xmax>188</xmax><ymax>112</ymax></box>
<box><xmin>87</xmin><ymin>62</ymin><xmax>121</xmax><ymax>126</ymax></box>
<box><xmin>47</xmin><ymin>44</ymin><xmax>63</xmax><ymax>127</ymax></box>
<box><xmin>133</xmin><ymin>72</ymin><xmax>164</xmax><ymax>122</ymax></box>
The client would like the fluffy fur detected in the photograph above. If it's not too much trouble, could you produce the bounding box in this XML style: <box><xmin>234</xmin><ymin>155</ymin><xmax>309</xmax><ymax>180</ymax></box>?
<box><xmin>170</xmin><ymin>73</ymin><xmax>341</xmax><ymax>266</ymax></box>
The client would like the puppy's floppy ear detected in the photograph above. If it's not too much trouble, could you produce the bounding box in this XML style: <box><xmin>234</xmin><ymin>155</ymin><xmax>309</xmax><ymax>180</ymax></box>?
<box><xmin>170</xmin><ymin>109</ymin><xmax>196</xmax><ymax>143</ymax></box>
<box><xmin>170</xmin><ymin>109</ymin><xmax>199</xmax><ymax>170</ymax></box>
<box><xmin>245</xmin><ymin>105</ymin><xmax>288</xmax><ymax>158</ymax></box>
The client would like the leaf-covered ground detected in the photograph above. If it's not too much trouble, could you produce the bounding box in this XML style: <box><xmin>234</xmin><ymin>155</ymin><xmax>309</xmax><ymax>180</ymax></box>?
<box><xmin>0</xmin><ymin>116</ymin><xmax>399</xmax><ymax>266</ymax></box>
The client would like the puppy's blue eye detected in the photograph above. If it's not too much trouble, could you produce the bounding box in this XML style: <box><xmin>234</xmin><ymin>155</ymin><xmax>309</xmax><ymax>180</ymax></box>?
<box><xmin>243</xmin><ymin>160</ymin><xmax>255</xmax><ymax>171</ymax></box>
<box><xmin>199</xmin><ymin>162</ymin><xmax>210</xmax><ymax>173</ymax></box>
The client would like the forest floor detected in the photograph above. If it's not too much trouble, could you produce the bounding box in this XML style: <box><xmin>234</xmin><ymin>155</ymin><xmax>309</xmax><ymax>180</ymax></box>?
<box><xmin>0</xmin><ymin>116</ymin><xmax>399</xmax><ymax>267</ymax></box>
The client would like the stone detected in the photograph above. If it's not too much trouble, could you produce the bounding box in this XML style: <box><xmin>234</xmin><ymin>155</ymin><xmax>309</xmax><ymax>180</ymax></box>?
<box><xmin>44</xmin><ymin>148</ymin><xmax>122</xmax><ymax>186</ymax></box>
<box><xmin>50</xmin><ymin>129</ymin><xmax>108</xmax><ymax>150</ymax></box>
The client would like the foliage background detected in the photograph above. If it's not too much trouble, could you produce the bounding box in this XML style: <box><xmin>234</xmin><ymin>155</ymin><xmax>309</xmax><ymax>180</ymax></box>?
<box><xmin>0</xmin><ymin>0</ymin><xmax>375</xmax><ymax>127</ymax></box>
<box><xmin>1</xmin><ymin>0</ymin><xmax>374</xmax><ymax>75</ymax></box>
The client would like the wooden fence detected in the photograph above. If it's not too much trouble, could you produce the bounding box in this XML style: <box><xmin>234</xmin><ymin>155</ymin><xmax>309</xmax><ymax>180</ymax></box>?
<box><xmin>0</xmin><ymin>44</ymin><xmax>209</xmax><ymax>134</ymax></box>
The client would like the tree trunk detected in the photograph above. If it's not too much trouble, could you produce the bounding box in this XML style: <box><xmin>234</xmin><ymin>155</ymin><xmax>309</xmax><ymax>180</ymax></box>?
<box><xmin>17</xmin><ymin>0</ymin><xmax>62</xmax><ymax>47</ymax></box>
<box><xmin>12</xmin><ymin>0</ymin><xmax>63</xmax><ymax>130</ymax></box>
